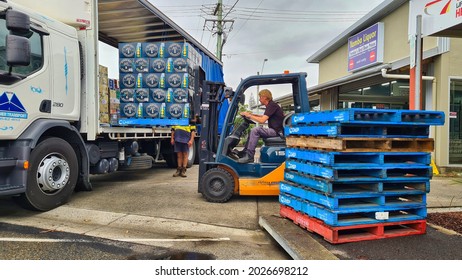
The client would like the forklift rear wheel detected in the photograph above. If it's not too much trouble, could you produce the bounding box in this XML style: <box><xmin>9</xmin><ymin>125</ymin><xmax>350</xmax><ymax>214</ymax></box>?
<box><xmin>200</xmin><ymin>168</ymin><xmax>234</xmax><ymax>203</ymax></box>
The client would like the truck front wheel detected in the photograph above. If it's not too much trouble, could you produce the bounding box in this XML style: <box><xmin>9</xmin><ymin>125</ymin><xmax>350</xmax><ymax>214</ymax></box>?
<box><xmin>17</xmin><ymin>137</ymin><xmax>78</xmax><ymax>211</ymax></box>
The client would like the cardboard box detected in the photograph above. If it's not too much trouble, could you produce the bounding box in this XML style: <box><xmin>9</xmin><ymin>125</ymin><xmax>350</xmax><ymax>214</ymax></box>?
<box><xmin>142</xmin><ymin>73</ymin><xmax>161</xmax><ymax>88</ymax></box>
<box><xmin>167</xmin><ymin>57</ymin><xmax>195</xmax><ymax>74</ymax></box>
<box><xmin>120</xmin><ymin>89</ymin><xmax>134</xmax><ymax>102</ymax></box>
<box><xmin>143</xmin><ymin>102</ymin><xmax>165</xmax><ymax>118</ymax></box>
<box><xmin>119</xmin><ymin>43</ymin><xmax>137</xmax><ymax>58</ymax></box>
<box><xmin>142</xmin><ymin>42</ymin><xmax>161</xmax><ymax>58</ymax></box>
<box><xmin>161</xmin><ymin>42</ymin><xmax>201</xmax><ymax>62</ymax></box>
<box><xmin>99</xmin><ymin>65</ymin><xmax>108</xmax><ymax>75</ymax></box>
<box><xmin>165</xmin><ymin>73</ymin><xmax>189</xmax><ymax>88</ymax></box>
<box><xmin>150</xmin><ymin>88</ymin><xmax>167</xmax><ymax>103</ymax></box>
<box><xmin>109</xmin><ymin>89</ymin><xmax>118</xmax><ymax>99</ymax></box>
<box><xmin>166</xmin><ymin>103</ymin><xmax>189</xmax><ymax>119</ymax></box>
<box><xmin>120</xmin><ymin>103</ymin><xmax>138</xmax><ymax>118</ymax></box>
<box><xmin>100</xmin><ymin>112</ymin><xmax>110</xmax><ymax>124</ymax></box>
<box><xmin>135</xmin><ymin>88</ymin><xmax>149</xmax><ymax>103</ymax></box>
<box><xmin>110</xmin><ymin>113</ymin><xmax>119</xmax><ymax>126</ymax></box>
<box><xmin>135</xmin><ymin>58</ymin><xmax>150</xmax><ymax>73</ymax></box>
<box><xmin>151</xmin><ymin>58</ymin><xmax>167</xmax><ymax>73</ymax></box>
<box><xmin>120</xmin><ymin>73</ymin><xmax>136</xmax><ymax>89</ymax></box>
<box><xmin>166</xmin><ymin>88</ymin><xmax>189</xmax><ymax>103</ymax></box>
<box><xmin>167</xmin><ymin>42</ymin><xmax>183</xmax><ymax>58</ymax></box>
<box><xmin>119</xmin><ymin>58</ymin><xmax>134</xmax><ymax>73</ymax></box>
<box><xmin>109</xmin><ymin>79</ymin><xmax>117</xmax><ymax>90</ymax></box>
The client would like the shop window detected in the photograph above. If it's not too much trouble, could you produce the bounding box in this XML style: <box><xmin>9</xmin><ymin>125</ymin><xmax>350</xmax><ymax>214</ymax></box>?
<box><xmin>391</xmin><ymin>81</ymin><xmax>410</xmax><ymax>97</ymax></box>
<box><xmin>449</xmin><ymin>79</ymin><xmax>462</xmax><ymax>164</ymax></box>
<box><xmin>339</xmin><ymin>80</ymin><xmax>409</xmax><ymax>110</ymax></box>
<box><xmin>363</xmin><ymin>83</ymin><xmax>390</xmax><ymax>96</ymax></box>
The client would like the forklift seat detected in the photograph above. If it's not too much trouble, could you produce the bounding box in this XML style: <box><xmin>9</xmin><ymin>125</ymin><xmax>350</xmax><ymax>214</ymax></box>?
<box><xmin>263</xmin><ymin>136</ymin><xmax>285</xmax><ymax>147</ymax></box>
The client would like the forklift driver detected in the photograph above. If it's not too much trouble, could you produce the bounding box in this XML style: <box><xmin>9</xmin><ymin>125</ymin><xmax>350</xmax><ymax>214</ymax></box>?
<box><xmin>237</xmin><ymin>89</ymin><xmax>284</xmax><ymax>163</ymax></box>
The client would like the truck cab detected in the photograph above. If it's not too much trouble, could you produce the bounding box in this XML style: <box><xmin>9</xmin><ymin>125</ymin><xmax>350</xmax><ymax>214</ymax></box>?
<box><xmin>0</xmin><ymin>0</ymin><xmax>223</xmax><ymax>211</ymax></box>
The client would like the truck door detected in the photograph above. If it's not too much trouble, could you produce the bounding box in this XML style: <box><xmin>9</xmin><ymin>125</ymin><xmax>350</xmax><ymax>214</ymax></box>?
<box><xmin>49</xmin><ymin>29</ymin><xmax>80</xmax><ymax>120</ymax></box>
<box><xmin>0</xmin><ymin>17</ymin><xmax>51</xmax><ymax>140</ymax></box>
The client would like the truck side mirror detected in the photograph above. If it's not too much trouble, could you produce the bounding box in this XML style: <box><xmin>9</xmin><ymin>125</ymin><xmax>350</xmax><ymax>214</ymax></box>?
<box><xmin>6</xmin><ymin>35</ymin><xmax>31</xmax><ymax>67</ymax></box>
<box><xmin>6</xmin><ymin>10</ymin><xmax>30</xmax><ymax>33</ymax></box>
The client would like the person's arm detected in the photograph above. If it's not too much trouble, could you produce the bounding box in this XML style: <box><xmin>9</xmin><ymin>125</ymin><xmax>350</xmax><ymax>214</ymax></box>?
<box><xmin>188</xmin><ymin>130</ymin><xmax>196</xmax><ymax>147</ymax></box>
<box><xmin>171</xmin><ymin>129</ymin><xmax>175</xmax><ymax>145</ymax></box>
<box><xmin>239</xmin><ymin>111</ymin><xmax>269</xmax><ymax>124</ymax></box>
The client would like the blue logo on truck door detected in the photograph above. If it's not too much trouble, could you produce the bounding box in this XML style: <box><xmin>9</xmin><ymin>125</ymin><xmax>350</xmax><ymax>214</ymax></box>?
<box><xmin>0</xmin><ymin>92</ymin><xmax>28</xmax><ymax>119</ymax></box>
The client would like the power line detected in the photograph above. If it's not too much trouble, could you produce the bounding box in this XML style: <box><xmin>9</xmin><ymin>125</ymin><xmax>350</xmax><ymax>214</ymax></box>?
<box><xmin>228</xmin><ymin>0</ymin><xmax>264</xmax><ymax>41</ymax></box>
<box><xmin>234</xmin><ymin>6</ymin><xmax>370</xmax><ymax>15</ymax></box>
<box><xmin>223</xmin><ymin>0</ymin><xmax>240</xmax><ymax>20</ymax></box>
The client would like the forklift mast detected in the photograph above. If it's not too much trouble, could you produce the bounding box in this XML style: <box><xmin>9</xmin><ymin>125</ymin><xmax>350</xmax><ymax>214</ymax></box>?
<box><xmin>198</xmin><ymin>81</ymin><xmax>226</xmax><ymax>179</ymax></box>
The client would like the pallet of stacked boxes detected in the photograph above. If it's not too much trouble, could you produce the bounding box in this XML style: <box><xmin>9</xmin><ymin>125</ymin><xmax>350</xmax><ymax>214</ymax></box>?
<box><xmin>118</xmin><ymin>41</ymin><xmax>201</xmax><ymax>127</ymax></box>
<box><xmin>280</xmin><ymin>108</ymin><xmax>445</xmax><ymax>244</ymax></box>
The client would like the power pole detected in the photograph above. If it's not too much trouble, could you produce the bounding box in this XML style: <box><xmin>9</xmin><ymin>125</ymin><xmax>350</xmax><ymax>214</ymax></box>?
<box><xmin>216</xmin><ymin>0</ymin><xmax>223</xmax><ymax>60</ymax></box>
<box><xmin>203</xmin><ymin>1</ymin><xmax>234</xmax><ymax>61</ymax></box>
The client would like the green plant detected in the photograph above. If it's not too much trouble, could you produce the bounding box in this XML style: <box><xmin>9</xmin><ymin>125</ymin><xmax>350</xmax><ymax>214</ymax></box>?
<box><xmin>235</xmin><ymin>104</ymin><xmax>251</xmax><ymax>146</ymax></box>
<box><xmin>234</xmin><ymin>104</ymin><xmax>265</xmax><ymax>146</ymax></box>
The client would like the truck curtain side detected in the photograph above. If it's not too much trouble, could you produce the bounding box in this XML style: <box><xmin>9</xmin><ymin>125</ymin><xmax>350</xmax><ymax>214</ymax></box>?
<box><xmin>0</xmin><ymin>0</ymin><xmax>223</xmax><ymax>211</ymax></box>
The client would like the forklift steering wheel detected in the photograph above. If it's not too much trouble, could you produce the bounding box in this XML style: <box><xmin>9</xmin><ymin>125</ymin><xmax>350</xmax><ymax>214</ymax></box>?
<box><xmin>242</xmin><ymin>116</ymin><xmax>257</xmax><ymax>125</ymax></box>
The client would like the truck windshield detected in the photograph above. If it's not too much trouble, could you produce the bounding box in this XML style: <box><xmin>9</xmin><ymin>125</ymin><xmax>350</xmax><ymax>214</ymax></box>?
<box><xmin>0</xmin><ymin>18</ymin><xmax>43</xmax><ymax>78</ymax></box>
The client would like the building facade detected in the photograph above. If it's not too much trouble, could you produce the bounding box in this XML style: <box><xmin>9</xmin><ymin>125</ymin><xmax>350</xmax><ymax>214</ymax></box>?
<box><xmin>278</xmin><ymin>0</ymin><xmax>462</xmax><ymax>171</ymax></box>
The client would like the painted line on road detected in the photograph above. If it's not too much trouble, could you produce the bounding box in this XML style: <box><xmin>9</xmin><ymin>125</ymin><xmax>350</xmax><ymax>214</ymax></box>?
<box><xmin>0</xmin><ymin>238</ymin><xmax>91</xmax><ymax>243</ymax></box>
<box><xmin>116</xmin><ymin>237</ymin><xmax>231</xmax><ymax>242</ymax></box>
<box><xmin>0</xmin><ymin>237</ymin><xmax>231</xmax><ymax>243</ymax></box>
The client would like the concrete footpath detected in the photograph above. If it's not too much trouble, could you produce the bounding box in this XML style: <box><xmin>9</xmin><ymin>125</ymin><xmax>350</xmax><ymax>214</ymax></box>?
<box><xmin>260</xmin><ymin>175</ymin><xmax>462</xmax><ymax>260</ymax></box>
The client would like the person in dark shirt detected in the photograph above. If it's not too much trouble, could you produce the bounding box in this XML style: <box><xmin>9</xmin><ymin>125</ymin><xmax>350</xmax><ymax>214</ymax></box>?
<box><xmin>238</xmin><ymin>89</ymin><xmax>284</xmax><ymax>163</ymax></box>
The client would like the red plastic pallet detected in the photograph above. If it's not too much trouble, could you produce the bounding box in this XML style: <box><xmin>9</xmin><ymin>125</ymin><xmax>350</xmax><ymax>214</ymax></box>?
<box><xmin>280</xmin><ymin>205</ymin><xmax>426</xmax><ymax>244</ymax></box>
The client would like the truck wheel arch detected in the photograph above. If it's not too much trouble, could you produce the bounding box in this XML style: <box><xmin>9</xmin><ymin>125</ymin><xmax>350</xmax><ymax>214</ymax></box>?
<box><xmin>18</xmin><ymin>119</ymin><xmax>91</xmax><ymax>192</ymax></box>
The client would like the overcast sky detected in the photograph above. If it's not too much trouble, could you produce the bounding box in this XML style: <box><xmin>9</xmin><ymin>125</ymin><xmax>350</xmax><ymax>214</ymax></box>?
<box><xmin>102</xmin><ymin>0</ymin><xmax>385</xmax><ymax>99</ymax></box>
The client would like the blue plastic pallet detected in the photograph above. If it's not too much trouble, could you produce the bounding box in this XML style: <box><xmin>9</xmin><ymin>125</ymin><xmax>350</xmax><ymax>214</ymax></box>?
<box><xmin>285</xmin><ymin>123</ymin><xmax>429</xmax><ymax>138</ymax></box>
<box><xmin>285</xmin><ymin>148</ymin><xmax>430</xmax><ymax>166</ymax></box>
<box><xmin>279</xmin><ymin>193</ymin><xmax>427</xmax><ymax>227</ymax></box>
<box><xmin>117</xmin><ymin>118</ymin><xmax>189</xmax><ymax>126</ymax></box>
<box><xmin>286</xmin><ymin>159</ymin><xmax>432</xmax><ymax>181</ymax></box>
<box><xmin>291</xmin><ymin>109</ymin><xmax>445</xmax><ymax>126</ymax></box>
<box><xmin>280</xmin><ymin>181</ymin><xmax>426</xmax><ymax>211</ymax></box>
<box><xmin>284</xmin><ymin>171</ymin><xmax>430</xmax><ymax>194</ymax></box>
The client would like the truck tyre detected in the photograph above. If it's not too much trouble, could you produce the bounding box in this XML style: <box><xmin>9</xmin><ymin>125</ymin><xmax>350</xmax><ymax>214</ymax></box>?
<box><xmin>200</xmin><ymin>168</ymin><xmax>234</xmax><ymax>203</ymax></box>
<box><xmin>164</xmin><ymin>140</ymin><xmax>195</xmax><ymax>168</ymax></box>
<box><xmin>119</xmin><ymin>155</ymin><xmax>153</xmax><ymax>171</ymax></box>
<box><xmin>17</xmin><ymin>137</ymin><xmax>78</xmax><ymax>211</ymax></box>
<box><xmin>187</xmin><ymin>140</ymin><xmax>195</xmax><ymax>168</ymax></box>
<box><xmin>163</xmin><ymin>152</ymin><xmax>177</xmax><ymax>168</ymax></box>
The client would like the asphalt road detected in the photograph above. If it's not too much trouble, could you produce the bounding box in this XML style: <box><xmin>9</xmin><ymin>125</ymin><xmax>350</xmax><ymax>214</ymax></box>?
<box><xmin>0</xmin><ymin>222</ymin><xmax>213</xmax><ymax>260</ymax></box>
<box><xmin>0</xmin><ymin>164</ymin><xmax>289</xmax><ymax>260</ymax></box>
<box><xmin>1</xmin><ymin>163</ymin><xmax>462</xmax><ymax>260</ymax></box>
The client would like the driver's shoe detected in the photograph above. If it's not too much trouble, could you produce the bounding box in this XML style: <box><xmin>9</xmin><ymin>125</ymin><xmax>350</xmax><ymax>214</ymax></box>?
<box><xmin>233</xmin><ymin>149</ymin><xmax>247</xmax><ymax>158</ymax></box>
<box><xmin>238</xmin><ymin>154</ymin><xmax>254</xmax><ymax>164</ymax></box>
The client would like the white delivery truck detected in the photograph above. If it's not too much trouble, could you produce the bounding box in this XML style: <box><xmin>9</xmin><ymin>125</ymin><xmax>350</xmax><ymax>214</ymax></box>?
<box><xmin>0</xmin><ymin>0</ymin><xmax>223</xmax><ymax>210</ymax></box>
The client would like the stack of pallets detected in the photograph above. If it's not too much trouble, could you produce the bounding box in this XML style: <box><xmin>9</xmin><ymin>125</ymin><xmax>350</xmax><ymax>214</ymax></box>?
<box><xmin>279</xmin><ymin>109</ymin><xmax>445</xmax><ymax>244</ymax></box>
